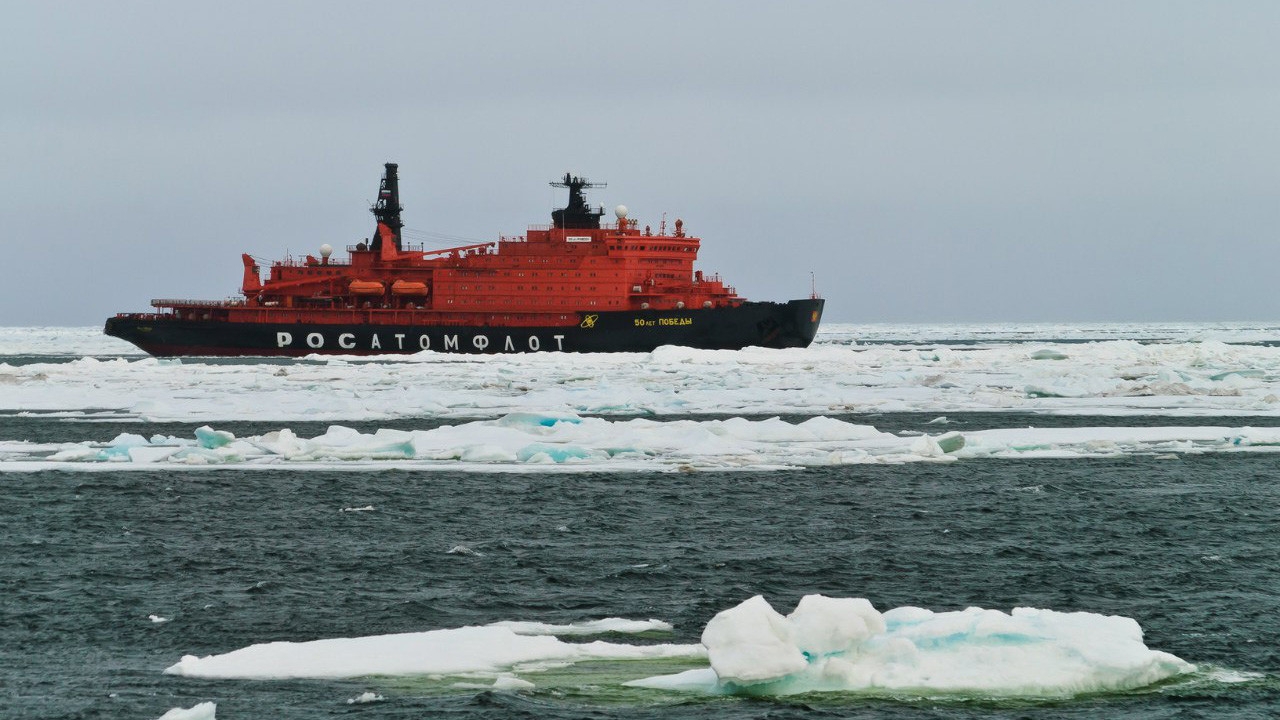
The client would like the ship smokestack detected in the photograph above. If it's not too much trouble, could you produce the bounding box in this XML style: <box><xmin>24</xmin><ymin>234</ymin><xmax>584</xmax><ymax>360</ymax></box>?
<box><xmin>371</xmin><ymin>162</ymin><xmax>404</xmax><ymax>252</ymax></box>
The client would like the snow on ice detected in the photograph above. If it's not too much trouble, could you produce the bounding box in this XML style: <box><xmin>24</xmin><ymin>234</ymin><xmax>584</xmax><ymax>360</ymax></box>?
<box><xmin>165</xmin><ymin>596</ymin><xmax>1194</xmax><ymax>699</ymax></box>
<box><xmin>4</xmin><ymin>323</ymin><xmax>1279</xmax><ymax>469</ymax></box>
<box><xmin>164</xmin><ymin>623</ymin><xmax>702</xmax><ymax>680</ymax></box>
<box><xmin>1</xmin><ymin>413</ymin><xmax>1277</xmax><ymax>472</ymax></box>
<box><xmin>628</xmin><ymin>595</ymin><xmax>1194</xmax><ymax>697</ymax></box>
<box><xmin>155</xmin><ymin>702</ymin><xmax>215</xmax><ymax>720</ymax></box>
<box><xmin>2</xmin><ymin>324</ymin><xmax>1280</xmax><ymax>423</ymax></box>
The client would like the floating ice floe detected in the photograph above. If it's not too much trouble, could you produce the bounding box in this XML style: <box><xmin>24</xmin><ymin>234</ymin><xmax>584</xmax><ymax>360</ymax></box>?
<box><xmin>164</xmin><ymin>623</ymin><xmax>702</xmax><ymax>680</ymax></box>
<box><xmin>2</xmin><ymin>413</ymin><xmax>1278</xmax><ymax>472</ymax></box>
<box><xmin>165</xmin><ymin>596</ymin><xmax>1194</xmax><ymax>699</ymax></box>
<box><xmin>627</xmin><ymin>595</ymin><xmax>1195</xmax><ymax>697</ymax></box>
<box><xmin>155</xmin><ymin>702</ymin><xmax>215</xmax><ymax>720</ymax></box>
<box><xmin>3</xmin><ymin>325</ymin><xmax>1280</xmax><ymax>422</ymax></box>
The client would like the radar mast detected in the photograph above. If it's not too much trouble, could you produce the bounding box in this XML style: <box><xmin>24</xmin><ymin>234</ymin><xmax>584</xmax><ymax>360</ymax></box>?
<box><xmin>550</xmin><ymin>173</ymin><xmax>606</xmax><ymax>229</ymax></box>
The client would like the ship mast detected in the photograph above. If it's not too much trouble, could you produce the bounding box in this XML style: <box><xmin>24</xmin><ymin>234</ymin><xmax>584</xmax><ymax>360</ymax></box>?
<box><xmin>370</xmin><ymin>162</ymin><xmax>404</xmax><ymax>252</ymax></box>
<box><xmin>550</xmin><ymin>173</ymin><xmax>606</xmax><ymax>229</ymax></box>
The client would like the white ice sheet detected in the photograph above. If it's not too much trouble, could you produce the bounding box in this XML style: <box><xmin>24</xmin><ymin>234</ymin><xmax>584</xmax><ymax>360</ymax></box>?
<box><xmin>2</xmin><ymin>325</ymin><xmax>1280</xmax><ymax>421</ymax></box>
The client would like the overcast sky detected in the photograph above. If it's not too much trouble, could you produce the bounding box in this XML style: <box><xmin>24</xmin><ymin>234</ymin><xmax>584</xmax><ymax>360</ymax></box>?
<box><xmin>4</xmin><ymin>1</ymin><xmax>1279</xmax><ymax>325</ymax></box>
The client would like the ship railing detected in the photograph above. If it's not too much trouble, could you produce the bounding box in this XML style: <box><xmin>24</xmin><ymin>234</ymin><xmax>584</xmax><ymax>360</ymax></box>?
<box><xmin>524</xmin><ymin>222</ymin><xmax>634</xmax><ymax>232</ymax></box>
<box><xmin>343</xmin><ymin>242</ymin><xmax>430</xmax><ymax>254</ymax></box>
<box><xmin>272</xmin><ymin>256</ymin><xmax>351</xmax><ymax>267</ymax></box>
<box><xmin>151</xmin><ymin>298</ymin><xmax>245</xmax><ymax>308</ymax></box>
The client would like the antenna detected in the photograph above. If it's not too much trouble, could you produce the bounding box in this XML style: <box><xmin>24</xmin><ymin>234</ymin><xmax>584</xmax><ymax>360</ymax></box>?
<box><xmin>549</xmin><ymin>172</ymin><xmax>606</xmax><ymax>191</ymax></box>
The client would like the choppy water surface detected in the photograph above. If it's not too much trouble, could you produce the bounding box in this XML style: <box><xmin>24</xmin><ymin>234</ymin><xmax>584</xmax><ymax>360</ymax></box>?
<box><xmin>5</xmin><ymin>422</ymin><xmax>1278</xmax><ymax>718</ymax></box>
<box><xmin>2</xmin><ymin>326</ymin><xmax>1279</xmax><ymax>718</ymax></box>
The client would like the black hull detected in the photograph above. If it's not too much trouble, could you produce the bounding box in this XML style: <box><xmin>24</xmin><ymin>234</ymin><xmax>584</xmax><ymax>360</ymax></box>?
<box><xmin>104</xmin><ymin>299</ymin><xmax>824</xmax><ymax>357</ymax></box>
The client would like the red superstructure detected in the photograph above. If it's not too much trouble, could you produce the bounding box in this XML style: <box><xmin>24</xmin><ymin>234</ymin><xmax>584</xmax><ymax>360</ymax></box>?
<box><xmin>168</xmin><ymin>165</ymin><xmax>741</xmax><ymax>328</ymax></box>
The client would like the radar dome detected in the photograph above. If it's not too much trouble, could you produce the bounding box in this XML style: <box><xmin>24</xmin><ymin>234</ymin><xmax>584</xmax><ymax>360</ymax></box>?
<box><xmin>319</xmin><ymin>244</ymin><xmax>333</xmax><ymax>258</ymax></box>
<box><xmin>614</xmin><ymin>204</ymin><xmax>628</xmax><ymax>219</ymax></box>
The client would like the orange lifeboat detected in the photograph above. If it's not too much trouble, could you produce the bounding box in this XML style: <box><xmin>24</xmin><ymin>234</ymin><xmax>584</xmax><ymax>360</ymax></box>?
<box><xmin>348</xmin><ymin>280</ymin><xmax>384</xmax><ymax>295</ymax></box>
<box><xmin>391</xmin><ymin>280</ymin><xmax>428</xmax><ymax>296</ymax></box>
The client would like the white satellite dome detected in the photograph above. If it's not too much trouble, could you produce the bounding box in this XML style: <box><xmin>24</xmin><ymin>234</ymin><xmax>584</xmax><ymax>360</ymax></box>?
<box><xmin>614</xmin><ymin>204</ymin><xmax>628</xmax><ymax>219</ymax></box>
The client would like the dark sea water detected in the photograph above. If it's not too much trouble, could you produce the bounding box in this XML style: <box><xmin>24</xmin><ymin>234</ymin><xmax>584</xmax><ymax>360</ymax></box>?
<box><xmin>4</xmin><ymin>412</ymin><xmax>1280</xmax><ymax>719</ymax></box>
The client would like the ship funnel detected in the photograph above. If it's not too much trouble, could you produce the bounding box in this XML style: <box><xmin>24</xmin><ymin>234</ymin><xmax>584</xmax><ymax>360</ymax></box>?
<box><xmin>370</xmin><ymin>163</ymin><xmax>404</xmax><ymax>253</ymax></box>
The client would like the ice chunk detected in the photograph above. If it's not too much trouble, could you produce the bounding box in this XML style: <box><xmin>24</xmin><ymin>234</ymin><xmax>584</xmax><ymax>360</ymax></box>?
<box><xmin>253</xmin><ymin>428</ymin><xmax>302</xmax><ymax>456</ymax></box>
<box><xmin>156</xmin><ymin>702</ymin><xmax>215</xmax><ymax>720</ymax></box>
<box><xmin>701</xmin><ymin>595</ymin><xmax>807</xmax><ymax>684</ymax></box>
<box><xmin>164</xmin><ymin>625</ymin><xmax>702</xmax><ymax>679</ymax></box>
<box><xmin>106</xmin><ymin>432</ymin><xmax>149</xmax><ymax>447</ymax></box>
<box><xmin>516</xmin><ymin>443</ymin><xmax>591</xmax><ymax>462</ymax></box>
<box><xmin>47</xmin><ymin>445</ymin><xmax>100</xmax><ymax>462</ymax></box>
<box><xmin>492</xmin><ymin>675</ymin><xmax>536</xmax><ymax>691</ymax></box>
<box><xmin>494</xmin><ymin>411</ymin><xmax>583</xmax><ymax>428</ymax></box>
<box><xmin>794</xmin><ymin>416</ymin><xmax>887</xmax><ymax>441</ymax></box>
<box><xmin>909</xmin><ymin>434</ymin><xmax>947</xmax><ymax>458</ymax></box>
<box><xmin>100</xmin><ymin>432</ymin><xmax>151</xmax><ymax>460</ymax></box>
<box><xmin>935</xmin><ymin>431</ymin><xmax>965</xmax><ymax>453</ymax></box>
<box><xmin>1209</xmin><ymin>369</ymin><xmax>1264</xmax><ymax>381</ymax></box>
<box><xmin>458</xmin><ymin>444</ymin><xmax>516</xmax><ymax>462</ymax></box>
<box><xmin>788</xmin><ymin>595</ymin><xmax>884</xmax><ymax>658</ymax></box>
<box><xmin>128</xmin><ymin>446</ymin><xmax>178</xmax><ymax>464</ymax></box>
<box><xmin>194</xmin><ymin>426</ymin><xmax>234</xmax><ymax>449</ymax></box>
<box><xmin>640</xmin><ymin>595</ymin><xmax>1195</xmax><ymax>698</ymax></box>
